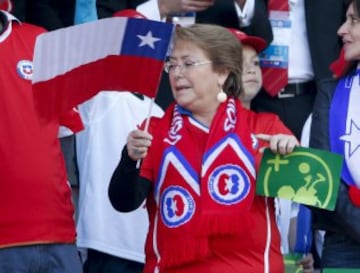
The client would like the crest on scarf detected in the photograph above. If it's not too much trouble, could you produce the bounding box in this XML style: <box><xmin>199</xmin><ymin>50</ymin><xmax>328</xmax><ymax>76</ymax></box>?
<box><xmin>208</xmin><ymin>164</ymin><xmax>251</xmax><ymax>205</ymax></box>
<box><xmin>160</xmin><ymin>186</ymin><xmax>195</xmax><ymax>228</ymax></box>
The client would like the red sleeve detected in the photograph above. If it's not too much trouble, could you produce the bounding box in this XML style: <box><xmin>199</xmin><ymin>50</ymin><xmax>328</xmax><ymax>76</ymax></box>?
<box><xmin>251</xmin><ymin>112</ymin><xmax>295</xmax><ymax>169</ymax></box>
<box><xmin>267</xmin><ymin>114</ymin><xmax>293</xmax><ymax>136</ymax></box>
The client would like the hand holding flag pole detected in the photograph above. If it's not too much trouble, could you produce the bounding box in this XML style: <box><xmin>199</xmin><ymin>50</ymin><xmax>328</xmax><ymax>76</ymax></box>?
<box><xmin>136</xmin><ymin>97</ymin><xmax>156</xmax><ymax>168</ymax></box>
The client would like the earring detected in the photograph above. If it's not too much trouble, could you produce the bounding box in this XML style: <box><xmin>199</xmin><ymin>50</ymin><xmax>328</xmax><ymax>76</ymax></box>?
<box><xmin>217</xmin><ymin>89</ymin><xmax>227</xmax><ymax>103</ymax></box>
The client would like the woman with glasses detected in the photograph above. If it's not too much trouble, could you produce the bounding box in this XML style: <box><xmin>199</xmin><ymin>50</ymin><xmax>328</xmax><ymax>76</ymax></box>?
<box><xmin>108</xmin><ymin>24</ymin><xmax>293</xmax><ymax>273</ymax></box>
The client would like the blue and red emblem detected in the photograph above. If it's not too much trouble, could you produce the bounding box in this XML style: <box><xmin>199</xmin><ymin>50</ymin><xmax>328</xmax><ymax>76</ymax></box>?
<box><xmin>17</xmin><ymin>60</ymin><xmax>33</xmax><ymax>80</ymax></box>
<box><xmin>160</xmin><ymin>186</ymin><xmax>195</xmax><ymax>228</ymax></box>
<box><xmin>208</xmin><ymin>164</ymin><xmax>251</xmax><ymax>205</ymax></box>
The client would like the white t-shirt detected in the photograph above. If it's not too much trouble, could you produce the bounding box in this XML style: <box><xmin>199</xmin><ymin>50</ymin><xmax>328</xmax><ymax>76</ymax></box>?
<box><xmin>76</xmin><ymin>91</ymin><xmax>163</xmax><ymax>263</ymax></box>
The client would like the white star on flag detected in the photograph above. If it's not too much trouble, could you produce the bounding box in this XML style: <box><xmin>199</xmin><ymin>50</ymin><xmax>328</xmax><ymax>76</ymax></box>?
<box><xmin>137</xmin><ymin>31</ymin><xmax>161</xmax><ymax>49</ymax></box>
<box><xmin>340</xmin><ymin>119</ymin><xmax>360</xmax><ymax>157</ymax></box>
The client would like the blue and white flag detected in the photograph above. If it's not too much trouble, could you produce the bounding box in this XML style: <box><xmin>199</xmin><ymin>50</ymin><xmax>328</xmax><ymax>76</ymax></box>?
<box><xmin>330</xmin><ymin>70</ymin><xmax>360</xmax><ymax>188</ymax></box>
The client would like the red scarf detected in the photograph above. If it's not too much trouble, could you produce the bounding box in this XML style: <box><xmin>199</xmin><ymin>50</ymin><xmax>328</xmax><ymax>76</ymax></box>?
<box><xmin>147</xmin><ymin>98</ymin><xmax>256</xmax><ymax>269</ymax></box>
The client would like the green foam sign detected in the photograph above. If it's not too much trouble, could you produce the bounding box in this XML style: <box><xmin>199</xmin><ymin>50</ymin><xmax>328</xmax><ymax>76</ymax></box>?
<box><xmin>256</xmin><ymin>146</ymin><xmax>343</xmax><ymax>210</ymax></box>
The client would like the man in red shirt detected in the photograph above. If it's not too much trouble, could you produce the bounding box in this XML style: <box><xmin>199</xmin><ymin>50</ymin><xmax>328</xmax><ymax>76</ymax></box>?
<box><xmin>0</xmin><ymin>4</ymin><xmax>82</xmax><ymax>272</ymax></box>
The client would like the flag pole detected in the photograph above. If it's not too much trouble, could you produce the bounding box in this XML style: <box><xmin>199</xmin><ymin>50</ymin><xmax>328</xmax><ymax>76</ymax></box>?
<box><xmin>136</xmin><ymin>96</ymin><xmax>156</xmax><ymax>169</ymax></box>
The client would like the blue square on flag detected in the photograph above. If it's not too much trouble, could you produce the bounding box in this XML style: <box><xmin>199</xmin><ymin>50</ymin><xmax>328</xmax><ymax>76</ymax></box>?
<box><xmin>121</xmin><ymin>18</ymin><xmax>173</xmax><ymax>61</ymax></box>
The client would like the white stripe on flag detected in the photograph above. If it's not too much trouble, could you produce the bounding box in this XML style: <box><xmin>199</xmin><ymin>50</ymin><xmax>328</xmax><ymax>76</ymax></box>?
<box><xmin>32</xmin><ymin>17</ymin><xmax>128</xmax><ymax>83</ymax></box>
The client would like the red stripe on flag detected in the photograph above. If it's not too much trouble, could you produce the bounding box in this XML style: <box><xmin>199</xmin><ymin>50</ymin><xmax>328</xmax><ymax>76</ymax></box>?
<box><xmin>33</xmin><ymin>55</ymin><xmax>164</xmax><ymax>121</ymax></box>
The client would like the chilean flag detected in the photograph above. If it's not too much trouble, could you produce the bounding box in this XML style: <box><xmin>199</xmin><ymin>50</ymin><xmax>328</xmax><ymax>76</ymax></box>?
<box><xmin>330</xmin><ymin>70</ymin><xmax>360</xmax><ymax>206</ymax></box>
<box><xmin>330</xmin><ymin>71</ymin><xmax>360</xmax><ymax>188</ymax></box>
<box><xmin>32</xmin><ymin>17</ymin><xmax>174</xmax><ymax>121</ymax></box>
